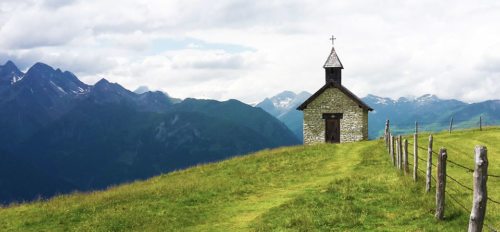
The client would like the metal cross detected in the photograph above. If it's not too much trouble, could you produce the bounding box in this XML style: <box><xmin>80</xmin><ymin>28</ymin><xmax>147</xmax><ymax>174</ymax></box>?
<box><xmin>329</xmin><ymin>35</ymin><xmax>336</xmax><ymax>45</ymax></box>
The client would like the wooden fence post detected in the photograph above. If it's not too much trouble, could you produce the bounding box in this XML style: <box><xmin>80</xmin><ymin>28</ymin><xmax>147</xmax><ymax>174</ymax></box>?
<box><xmin>396</xmin><ymin>136</ymin><xmax>400</xmax><ymax>170</ymax></box>
<box><xmin>468</xmin><ymin>146</ymin><xmax>488</xmax><ymax>232</ymax></box>
<box><xmin>413</xmin><ymin>132</ymin><xmax>418</xmax><ymax>181</ymax></box>
<box><xmin>398</xmin><ymin>135</ymin><xmax>403</xmax><ymax>170</ymax></box>
<box><xmin>479</xmin><ymin>117</ymin><xmax>482</xmax><ymax>131</ymax></box>
<box><xmin>395</xmin><ymin>136</ymin><xmax>400</xmax><ymax>169</ymax></box>
<box><xmin>385</xmin><ymin>120</ymin><xmax>390</xmax><ymax>150</ymax></box>
<box><xmin>449</xmin><ymin>117</ymin><xmax>454</xmax><ymax>134</ymax></box>
<box><xmin>426</xmin><ymin>135</ymin><xmax>433</xmax><ymax>193</ymax></box>
<box><xmin>435</xmin><ymin>148</ymin><xmax>447</xmax><ymax>220</ymax></box>
<box><xmin>399</xmin><ymin>135</ymin><xmax>403</xmax><ymax>171</ymax></box>
<box><xmin>403</xmin><ymin>139</ymin><xmax>409</xmax><ymax>174</ymax></box>
<box><xmin>390</xmin><ymin>135</ymin><xmax>395</xmax><ymax>166</ymax></box>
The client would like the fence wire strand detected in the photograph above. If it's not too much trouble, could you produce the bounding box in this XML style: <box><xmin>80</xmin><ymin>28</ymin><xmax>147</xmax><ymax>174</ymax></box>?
<box><xmin>447</xmin><ymin>159</ymin><xmax>474</xmax><ymax>172</ymax></box>
<box><xmin>402</xmin><ymin>148</ymin><xmax>500</xmax><ymax>205</ymax></box>
<box><xmin>487</xmin><ymin>196</ymin><xmax>500</xmax><ymax>205</ymax></box>
<box><xmin>445</xmin><ymin>189</ymin><xmax>470</xmax><ymax>213</ymax></box>
<box><xmin>485</xmin><ymin>220</ymin><xmax>499</xmax><ymax>232</ymax></box>
<box><xmin>407</xmin><ymin>141</ymin><xmax>500</xmax><ymax>177</ymax></box>
<box><xmin>383</xmin><ymin>129</ymin><xmax>500</xmax><ymax>230</ymax></box>
<box><xmin>445</xmin><ymin>181</ymin><xmax>499</xmax><ymax>231</ymax></box>
<box><xmin>446</xmin><ymin>174</ymin><xmax>474</xmax><ymax>192</ymax></box>
<box><xmin>443</xmin><ymin>189</ymin><xmax>499</xmax><ymax>232</ymax></box>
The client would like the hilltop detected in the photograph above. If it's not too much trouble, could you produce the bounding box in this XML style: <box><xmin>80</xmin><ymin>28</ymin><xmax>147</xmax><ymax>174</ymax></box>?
<box><xmin>1</xmin><ymin>127</ymin><xmax>498</xmax><ymax>231</ymax></box>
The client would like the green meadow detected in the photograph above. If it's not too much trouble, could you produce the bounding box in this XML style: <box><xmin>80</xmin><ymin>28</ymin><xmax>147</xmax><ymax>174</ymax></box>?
<box><xmin>1</xmin><ymin>127</ymin><xmax>499</xmax><ymax>231</ymax></box>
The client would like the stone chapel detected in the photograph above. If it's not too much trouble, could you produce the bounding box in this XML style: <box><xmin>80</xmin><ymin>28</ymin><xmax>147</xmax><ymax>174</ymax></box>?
<box><xmin>297</xmin><ymin>45</ymin><xmax>373</xmax><ymax>144</ymax></box>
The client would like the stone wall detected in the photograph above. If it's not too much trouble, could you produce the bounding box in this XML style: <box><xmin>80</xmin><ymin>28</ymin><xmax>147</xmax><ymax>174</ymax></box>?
<box><xmin>303</xmin><ymin>87</ymin><xmax>368</xmax><ymax>144</ymax></box>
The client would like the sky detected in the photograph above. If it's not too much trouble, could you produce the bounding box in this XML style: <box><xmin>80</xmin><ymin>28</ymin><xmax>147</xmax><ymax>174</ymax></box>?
<box><xmin>1</xmin><ymin>0</ymin><xmax>499</xmax><ymax>104</ymax></box>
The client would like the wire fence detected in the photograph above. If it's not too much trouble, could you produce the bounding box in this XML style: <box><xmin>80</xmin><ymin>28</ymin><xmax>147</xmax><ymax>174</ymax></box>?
<box><xmin>412</xmin><ymin>149</ymin><xmax>498</xmax><ymax>231</ymax></box>
<box><xmin>409</xmin><ymin>143</ymin><xmax>500</xmax><ymax>206</ymax></box>
<box><xmin>383</xmin><ymin>120</ymin><xmax>499</xmax><ymax>231</ymax></box>
<box><xmin>384</xmin><ymin>116</ymin><xmax>500</xmax><ymax>137</ymax></box>
<box><xmin>413</xmin><ymin>141</ymin><xmax>500</xmax><ymax>180</ymax></box>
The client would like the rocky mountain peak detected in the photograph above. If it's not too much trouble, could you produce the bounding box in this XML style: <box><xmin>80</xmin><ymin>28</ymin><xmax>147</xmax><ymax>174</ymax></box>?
<box><xmin>27</xmin><ymin>62</ymin><xmax>55</xmax><ymax>75</ymax></box>
<box><xmin>0</xmin><ymin>60</ymin><xmax>24</xmax><ymax>86</ymax></box>
<box><xmin>2</xmin><ymin>60</ymin><xmax>18</xmax><ymax>70</ymax></box>
<box><xmin>94</xmin><ymin>78</ymin><xmax>112</xmax><ymax>87</ymax></box>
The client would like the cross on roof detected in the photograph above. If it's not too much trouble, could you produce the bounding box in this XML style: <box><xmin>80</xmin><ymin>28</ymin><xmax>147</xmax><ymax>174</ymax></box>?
<box><xmin>329</xmin><ymin>35</ymin><xmax>336</xmax><ymax>45</ymax></box>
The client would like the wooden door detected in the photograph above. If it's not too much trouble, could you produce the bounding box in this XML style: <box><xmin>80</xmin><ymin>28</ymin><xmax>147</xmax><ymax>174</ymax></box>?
<box><xmin>325</xmin><ymin>118</ymin><xmax>340</xmax><ymax>143</ymax></box>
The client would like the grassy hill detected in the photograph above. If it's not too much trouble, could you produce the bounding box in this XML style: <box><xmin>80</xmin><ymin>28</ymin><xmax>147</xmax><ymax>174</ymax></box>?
<box><xmin>0</xmin><ymin>127</ymin><xmax>499</xmax><ymax>231</ymax></box>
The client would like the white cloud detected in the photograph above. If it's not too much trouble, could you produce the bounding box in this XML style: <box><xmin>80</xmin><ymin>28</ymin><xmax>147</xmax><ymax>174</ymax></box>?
<box><xmin>40</xmin><ymin>0</ymin><xmax>79</xmax><ymax>8</ymax></box>
<box><xmin>1</xmin><ymin>0</ymin><xmax>500</xmax><ymax>103</ymax></box>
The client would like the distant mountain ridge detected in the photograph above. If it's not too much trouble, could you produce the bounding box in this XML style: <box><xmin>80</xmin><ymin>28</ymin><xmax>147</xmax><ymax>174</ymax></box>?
<box><xmin>0</xmin><ymin>60</ymin><xmax>299</xmax><ymax>204</ymax></box>
<box><xmin>256</xmin><ymin>91</ymin><xmax>311</xmax><ymax>141</ymax></box>
<box><xmin>258</xmin><ymin>91</ymin><xmax>499</xmax><ymax>140</ymax></box>
<box><xmin>363</xmin><ymin>94</ymin><xmax>500</xmax><ymax>137</ymax></box>
<box><xmin>134</xmin><ymin>85</ymin><xmax>182</xmax><ymax>103</ymax></box>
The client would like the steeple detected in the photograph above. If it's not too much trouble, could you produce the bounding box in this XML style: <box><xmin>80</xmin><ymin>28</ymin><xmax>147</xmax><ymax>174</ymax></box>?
<box><xmin>323</xmin><ymin>46</ymin><xmax>343</xmax><ymax>85</ymax></box>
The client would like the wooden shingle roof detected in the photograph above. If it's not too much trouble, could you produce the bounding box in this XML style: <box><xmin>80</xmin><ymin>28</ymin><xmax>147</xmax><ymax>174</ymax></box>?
<box><xmin>323</xmin><ymin>47</ymin><xmax>343</xmax><ymax>69</ymax></box>
<box><xmin>297</xmin><ymin>81</ymin><xmax>373</xmax><ymax>111</ymax></box>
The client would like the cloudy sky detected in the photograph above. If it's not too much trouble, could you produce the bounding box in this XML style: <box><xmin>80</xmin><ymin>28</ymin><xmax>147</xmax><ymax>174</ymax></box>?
<box><xmin>1</xmin><ymin>0</ymin><xmax>499</xmax><ymax>103</ymax></box>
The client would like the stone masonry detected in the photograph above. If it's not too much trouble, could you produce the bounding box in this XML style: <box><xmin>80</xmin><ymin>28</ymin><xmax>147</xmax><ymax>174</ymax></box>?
<box><xmin>303</xmin><ymin>87</ymin><xmax>369</xmax><ymax>144</ymax></box>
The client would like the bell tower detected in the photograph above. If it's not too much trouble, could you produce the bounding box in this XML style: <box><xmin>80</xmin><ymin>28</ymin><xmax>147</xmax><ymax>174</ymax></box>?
<box><xmin>324</xmin><ymin>36</ymin><xmax>343</xmax><ymax>85</ymax></box>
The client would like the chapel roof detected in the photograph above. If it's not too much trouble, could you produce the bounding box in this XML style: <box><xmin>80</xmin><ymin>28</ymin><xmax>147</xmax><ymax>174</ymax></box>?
<box><xmin>297</xmin><ymin>81</ymin><xmax>373</xmax><ymax>111</ymax></box>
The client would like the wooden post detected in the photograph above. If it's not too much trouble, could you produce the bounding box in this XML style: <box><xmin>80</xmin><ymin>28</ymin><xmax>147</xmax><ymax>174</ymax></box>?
<box><xmin>413</xmin><ymin>132</ymin><xmax>418</xmax><ymax>181</ymax></box>
<box><xmin>395</xmin><ymin>136</ymin><xmax>400</xmax><ymax>169</ymax></box>
<box><xmin>479</xmin><ymin>116</ymin><xmax>482</xmax><ymax>131</ymax></box>
<box><xmin>449</xmin><ymin>117</ymin><xmax>454</xmax><ymax>134</ymax></box>
<box><xmin>385</xmin><ymin>120</ymin><xmax>390</xmax><ymax>150</ymax></box>
<box><xmin>396</xmin><ymin>136</ymin><xmax>400</xmax><ymax>170</ymax></box>
<box><xmin>426</xmin><ymin>135</ymin><xmax>433</xmax><ymax>193</ymax></box>
<box><xmin>399</xmin><ymin>135</ymin><xmax>403</xmax><ymax>171</ymax></box>
<box><xmin>403</xmin><ymin>139</ymin><xmax>409</xmax><ymax>174</ymax></box>
<box><xmin>435</xmin><ymin>148</ymin><xmax>447</xmax><ymax>220</ymax></box>
<box><xmin>390</xmin><ymin>135</ymin><xmax>395</xmax><ymax>166</ymax></box>
<box><xmin>468</xmin><ymin>146</ymin><xmax>488</xmax><ymax>232</ymax></box>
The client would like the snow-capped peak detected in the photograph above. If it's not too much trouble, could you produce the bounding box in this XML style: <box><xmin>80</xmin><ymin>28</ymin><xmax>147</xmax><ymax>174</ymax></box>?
<box><xmin>273</xmin><ymin>96</ymin><xmax>293</xmax><ymax>109</ymax></box>
<box><xmin>269</xmin><ymin>90</ymin><xmax>311</xmax><ymax>111</ymax></box>
<box><xmin>416</xmin><ymin>94</ymin><xmax>439</xmax><ymax>102</ymax></box>
<box><xmin>255</xmin><ymin>90</ymin><xmax>312</xmax><ymax>118</ymax></box>
<box><xmin>364</xmin><ymin>94</ymin><xmax>395</xmax><ymax>105</ymax></box>
<box><xmin>364</xmin><ymin>94</ymin><xmax>442</xmax><ymax>105</ymax></box>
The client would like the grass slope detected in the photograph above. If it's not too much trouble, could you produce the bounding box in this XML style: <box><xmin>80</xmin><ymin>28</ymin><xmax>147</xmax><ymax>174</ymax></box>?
<box><xmin>0</xmin><ymin>127</ymin><xmax>499</xmax><ymax>231</ymax></box>
<box><xmin>411</xmin><ymin>127</ymin><xmax>500</xmax><ymax>230</ymax></box>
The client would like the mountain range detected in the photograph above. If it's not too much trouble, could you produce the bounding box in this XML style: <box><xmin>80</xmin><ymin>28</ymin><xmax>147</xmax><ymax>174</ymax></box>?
<box><xmin>0</xmin><ymin>61</ymin><xmax>299</xmax><ymax>204</ymax></box>
<box><xmin>363</xmin><ymin>94</ymin><xmax>500</xmax><ymax>137</ymax></box>
<box><xmin>257</xmin><ymin>91</ymin><xmax>500</xmax><ymax>140</ymax></box>
<box><xmin>255</xmin><ymin>91</ymin><xmax>311</xmax><ymax>141</ymax></box>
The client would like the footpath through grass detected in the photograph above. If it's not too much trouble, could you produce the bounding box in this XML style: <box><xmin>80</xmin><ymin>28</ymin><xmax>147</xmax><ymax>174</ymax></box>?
<box><xmin>1</xmin><ymin>128</ymin><xmax>498</xmax><ymax>231</ymax></box>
